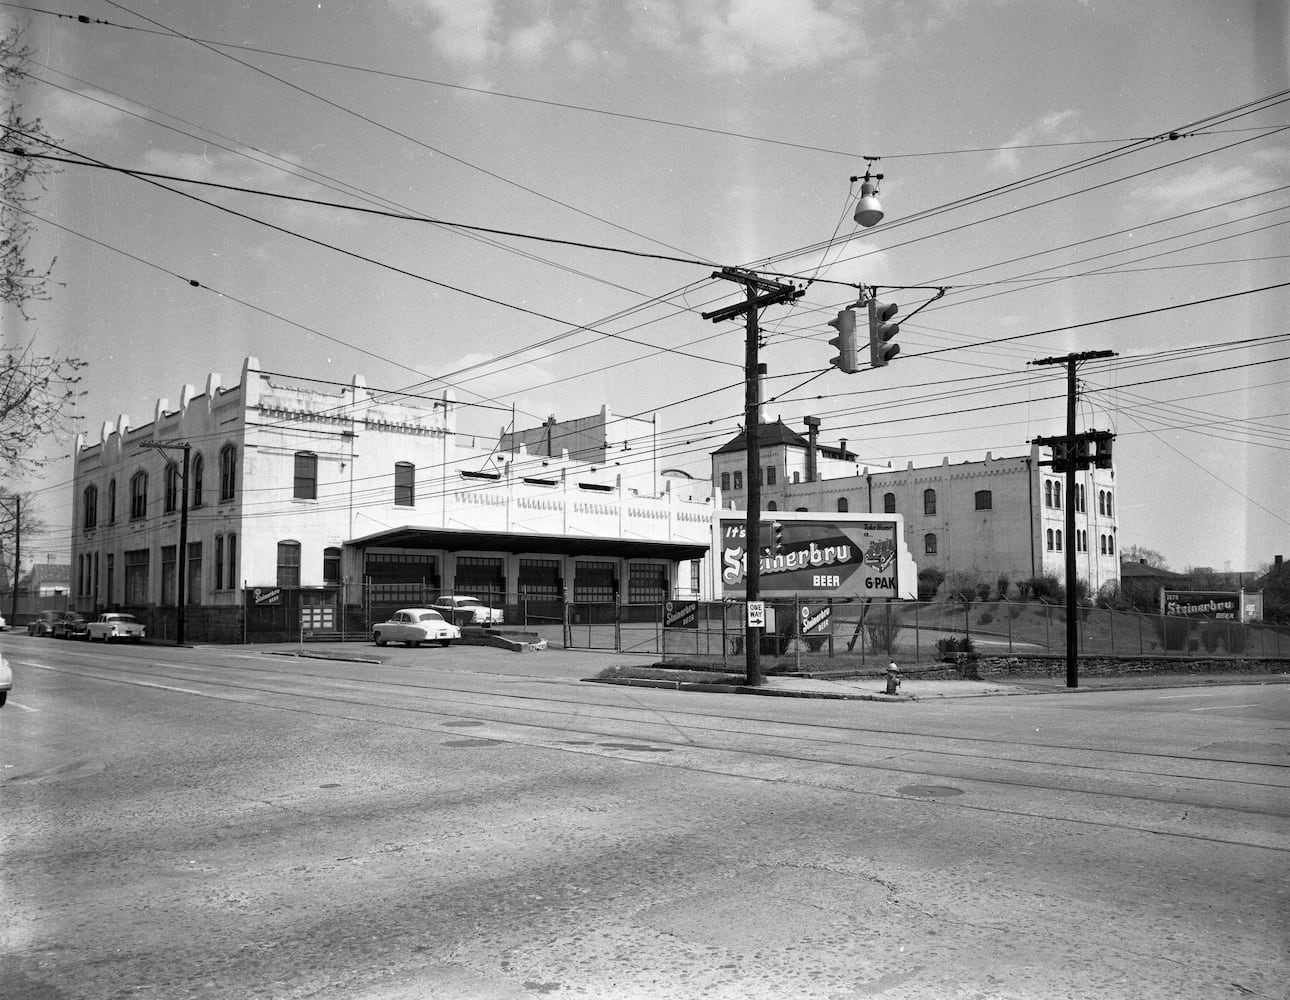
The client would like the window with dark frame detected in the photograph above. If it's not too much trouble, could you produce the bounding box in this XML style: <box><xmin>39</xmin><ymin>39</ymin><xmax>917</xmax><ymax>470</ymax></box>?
<box><xmin>974</xmin><ymin>489</ymin><xmax>993</xmax><ymax>511</ymax></box>
<box><xmin>293</xmin><ymin>452</ymin><xmax>318</xmax><ymax>500</ymax></box>
<box><xmin>219</xmin><ymin>444</ymin><xmax>237</xmax><ymax>501</ymax></box>
<box><xmin>129</xmin><ymin>471</ymin><xmax>148</xmax><ymax>520</ymax></box>
<box><xmin>923</xmin><ymin>489</ymin><xmax>936</xmax><ymax>516</ymax></box>
<box><xmin>277</xmin><ymin>540</ymin><xmax>301</xmax><ymax>587</ymax></box>
<box><xmin>394</xmin><ymin>462</ymin><xmax>415</xmax><ymax>506</ymax></box>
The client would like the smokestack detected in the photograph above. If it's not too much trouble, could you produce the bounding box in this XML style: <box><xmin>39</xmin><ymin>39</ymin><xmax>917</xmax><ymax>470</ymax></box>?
<box><xmin>804</xmin><ymin>416</ymin><xmax>820</xmax><ymax>483</ymax></box>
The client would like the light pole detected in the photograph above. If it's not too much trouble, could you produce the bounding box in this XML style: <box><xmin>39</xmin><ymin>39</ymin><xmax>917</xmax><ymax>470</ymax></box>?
<box><xmin>143</xmin><ymin>440</ymin><xmax>191</xmax><ymax>645</ymax></box>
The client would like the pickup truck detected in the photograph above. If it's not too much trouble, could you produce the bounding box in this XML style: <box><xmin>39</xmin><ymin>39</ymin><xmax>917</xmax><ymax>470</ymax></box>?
<box><xmin>86</xmin><ymin>612</ymin><xmax>146</xmax><ymax>644</ymax></box>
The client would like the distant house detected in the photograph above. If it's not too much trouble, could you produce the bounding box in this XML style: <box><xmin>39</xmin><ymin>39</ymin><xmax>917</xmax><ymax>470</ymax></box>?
<box><xmin>1119</xmin><ymin>559</ymin><xmax>1185</xmax><ymax>608</ymax></box>
<box><xmin>25</xmin><ymin>562</ymin><xmax>71</xmax><ymax>598</ymax></box>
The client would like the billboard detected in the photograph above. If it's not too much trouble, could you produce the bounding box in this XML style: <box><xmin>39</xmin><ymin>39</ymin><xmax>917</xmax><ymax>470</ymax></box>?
<box><xmin>715</xmin><ymin>512</ymin><xmax>917</xmax><ymax>600</ymax></box>
<box><xmin>1161</xmin><ymin>590</ymin><xmax>1244</xmax><ymax>621</ymax></box>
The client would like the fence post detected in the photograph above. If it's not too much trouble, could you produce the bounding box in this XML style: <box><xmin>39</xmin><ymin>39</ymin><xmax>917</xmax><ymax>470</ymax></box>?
<box><xmin>1007</xmin><ymin>601</ymin><xmax>1013</xmax><ymax>654</ymax></box>
<box><xmin>794</xmin><ymin>594</ymin><xmax>801</xmax><ymax>673</ymax></box>
<box><xmin>914</xmin><ymin>600</ymin><xmax>920</xmax><ymax>663</ymax></box>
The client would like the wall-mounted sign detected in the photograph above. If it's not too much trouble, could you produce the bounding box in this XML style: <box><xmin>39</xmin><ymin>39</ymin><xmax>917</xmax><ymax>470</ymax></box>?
<box><xmin>715</xmin><ymin>513</ymin><xmax>917</xmax><ymax>600</ymax></box>
<box><xmin>1162</xmin><ymin>590</ymin><xmax>1242</xmax><ymax>621</ymax></box>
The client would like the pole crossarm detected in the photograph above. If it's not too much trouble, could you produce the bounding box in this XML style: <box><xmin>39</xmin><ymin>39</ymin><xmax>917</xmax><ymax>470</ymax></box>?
<box><xmin>702</xmin><ymin>268</ymin><xmax>804</xmax><ymax>323</ymax></box>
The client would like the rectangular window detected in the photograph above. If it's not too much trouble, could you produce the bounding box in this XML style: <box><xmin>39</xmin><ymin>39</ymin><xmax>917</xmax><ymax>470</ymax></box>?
<box><xmin>278</xmin><ymin>541</ymin><xmax>302</xmax><ymax>588</ymax></box>
<box><xmin>294</xmin><ymin>452</ymin><xmax>318</xmax><ymax>500</ymax></box>
<box><xmin>215</xmin><ymin>535</ymin><xmax>224</xmax><ymax>590</ymax></box>
<box><xmin>923</xmin><ymin>489</ymin><xmax>936</xmax><ymax>517</ymax></box>
<box><xmin>975</xmin><ymin>490</ymin><xmax>993</xmax><ymax>511</ymax></box>
<box><xmin>518</xmin><ymin>558</ymin><xmax>561</xmax><ymax>601</ymax></box>
<box><xmin>394</xmin><ymin>462</ymin><xmax>415</xmax><ymax>506</ymax></box>
<box><xmin>161</xmin><ymin>545</ymin><xmax>177</xmax><ymax>606</ymax></box>
<box><xmin>187</xmin><ymin>541</ymin><xmax>202</xmax><ymax>604</ymax></box>
<box><xmin>323</xmin><ymin>547</ymin><xmax>341</xmax><ymax>585</ymax></box>
<box><xmin>766</xmin><ymin>466</ymin><xmax>776</xmax><ymax>486</ymax></box>
<box><xmin>106</xmin><ymin>553</ymin><xmax>114</xmax><ymax>605</ymax></box>
<box><xmin>720</xmin><ymin>472</ymin><xmax>730</xmax><ymax>491</ymax></box>
<box><xmin>124</xmin><ymin>549</ymin><xmax>149</xmax><ymax>605</ymax></box>
<box><xmin>227</xmin><ymin>533</ymin><xmax>237</xmax><ymax>590</ymax></box>
<box><xmin>733</xmin><ymin>471</ymin><xmax>743</xmax><ymax>490</ymax></box>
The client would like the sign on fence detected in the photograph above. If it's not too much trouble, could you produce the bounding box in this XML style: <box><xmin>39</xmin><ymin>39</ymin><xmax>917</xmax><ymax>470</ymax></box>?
<box><xmin>665</xmin><ymin>600</ymin><xmax>698</xmax><ymax>629</ymax></box>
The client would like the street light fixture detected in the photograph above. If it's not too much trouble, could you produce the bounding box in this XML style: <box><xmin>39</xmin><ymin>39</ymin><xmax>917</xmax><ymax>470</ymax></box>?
<box><xmin>852</xmin><ymin>159</ymin><xmax>885</xmax><ymax>228</ymax></box>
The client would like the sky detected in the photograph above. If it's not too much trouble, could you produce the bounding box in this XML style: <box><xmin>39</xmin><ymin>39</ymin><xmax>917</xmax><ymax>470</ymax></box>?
<box><xmin>2</xmin><ymin>0</ymin><xmax>1288</xmax><ymax>575</ymax></box>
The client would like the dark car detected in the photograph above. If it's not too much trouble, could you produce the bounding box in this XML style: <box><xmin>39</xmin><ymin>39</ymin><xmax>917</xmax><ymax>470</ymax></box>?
<box><xmin>27</xmin><ymin>610</ymin><xmax>60</xmax><ymax>637</ymax></box>
<box><xmin>52</xmin><ymin>612</ymin><xmax>89</xmax><ymax>640</ymax></box>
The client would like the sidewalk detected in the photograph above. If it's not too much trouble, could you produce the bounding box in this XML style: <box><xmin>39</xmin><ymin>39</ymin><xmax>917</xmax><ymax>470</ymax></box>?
<box><xmin>256</xmin><ymin>639</ymin><xmax>1289</xmax><ymax>701</ymax></box>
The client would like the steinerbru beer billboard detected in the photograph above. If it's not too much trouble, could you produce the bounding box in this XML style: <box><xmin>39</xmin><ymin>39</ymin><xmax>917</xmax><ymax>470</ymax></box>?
<box><xmin>715</xmin><ymin>512</ymin><xmax>917</xmax><ymax>600</ymax></box>
<box><xmin>1161</xmin><ymin>590</ymin><xmax>1242</xmax><ymax>621</ymax></box>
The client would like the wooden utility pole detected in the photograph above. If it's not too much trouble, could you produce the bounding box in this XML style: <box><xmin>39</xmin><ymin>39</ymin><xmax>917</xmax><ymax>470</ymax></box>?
<box><xmin>703</xmin><ymin>268</ymin><xmax>804</xmax><ymax>686</ymax></box>
<box><xmin>1031</xmin><ymin>350</ymin><xmax>1115</xmax><ymax>688</ymax></box>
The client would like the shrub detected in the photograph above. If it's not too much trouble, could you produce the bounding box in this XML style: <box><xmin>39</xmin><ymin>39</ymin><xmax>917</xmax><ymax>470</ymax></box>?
<box><xmin>976</xmin><ymin>582</ymin><xmax>992</xmax><ymax>602</ymax></box>
<box><xmin>918</xmin><ymin>567</ymin><xmax>945</xmax><ymax>600</ymax></box>
<box><xmin>977</xmin><ymin>611</ymin><xmax>994</xmax><ymax>626</ymax></box>
<box><xmin>996</xmin><ymin>575</ymin><xmax>1010</xmax><ymax>600</ymax></box>
<box><xmin>937</xmin><ymin>635</ymin><xmax>976</xmax><ymax>657</ymax></box>
<box><xmin>947</xmin><ymin>571</ymin><xmax>980</xmax><ymax>604</ymax></box>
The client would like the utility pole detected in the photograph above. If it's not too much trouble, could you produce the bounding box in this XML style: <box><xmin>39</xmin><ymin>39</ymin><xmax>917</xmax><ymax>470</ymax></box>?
<box><xmin>1031</xmin><ymin>350</ymin><xmax>1115</xmax><ymax>688</ymax></box>
<box><xmin>6</xmin><ymin>494</ymin><xmax>18</xmax><ymax>626</ymax></box>
<box><xmin>703</xmin><ymin>267</ymin><xmax>804</xmax><ymax>687</ymax></box>
<box><xmin>143</xmin><ymin>440</ymin><xmax>191</xmax><ymax>645</ymax></box>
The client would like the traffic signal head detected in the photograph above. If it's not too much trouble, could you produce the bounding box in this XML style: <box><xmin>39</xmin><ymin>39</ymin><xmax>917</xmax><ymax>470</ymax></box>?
<box><xmin>771</xmin><ymin>520</ymin><xmax>784</xmax><ymax>554</ymax></box>
<box><xmin>1093</xmin><ymin>432</ymin><xmax>1114</xmax><ymax>470</ymax></box>
<box><xmin>868</xmin><ymin>299</ymin><xmax>900</xmax><ymax>367</ymax></box>
<box><xmin>827</xmin><ymin>309</ymin><xmax>859</xmax><ymax>374</ymax></box>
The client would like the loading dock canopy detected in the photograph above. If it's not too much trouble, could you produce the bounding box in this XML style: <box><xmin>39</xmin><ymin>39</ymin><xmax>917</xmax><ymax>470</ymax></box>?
<box><xmin>349</xmin><ymin>526</ymin><xmax>709</xmax><ymax>562</ymax></box>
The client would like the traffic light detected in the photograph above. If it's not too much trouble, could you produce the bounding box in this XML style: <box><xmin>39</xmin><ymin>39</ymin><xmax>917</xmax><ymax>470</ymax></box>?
<box><xmin>1050</xmin><ymin>439</ymin><xmax>1071</xmax><ymax>474</ymax></box>
<box><xmin>827</xmin><ymin>309</ymin><xmax>859</xmax><ymax>374</ymax></box>
<box><xmin>1092</xmin><ymin>431</ymin><xmax>1115</xmax><ymax>470</ymax></box>
<box><xmin>771</xmin><ymin>520</ymin><xmax>784</xmax><ymax>555</ymax></box>
<box><xmin>868</xmin><ymin>299</ymin><xmax>900</xmax><ymax>367</ymax></box>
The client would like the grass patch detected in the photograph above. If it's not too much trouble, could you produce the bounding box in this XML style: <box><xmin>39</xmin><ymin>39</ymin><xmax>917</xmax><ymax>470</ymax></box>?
<box><xmin>594</xmin><ymin>664</ymin><xmax>744</xmax><ymax>685</ymax></box>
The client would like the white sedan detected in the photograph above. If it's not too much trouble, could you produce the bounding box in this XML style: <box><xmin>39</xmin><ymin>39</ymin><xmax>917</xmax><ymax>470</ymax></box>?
<box><xmin>431</xmin><ymin>595</ymin><xmax>505</xmax><ymax>626</ymax></box>
<box><xmin>86</xmin><ymin>612</ymin><xmax>147</xmax><ymax>643</ymax></box>
<box><xmin>0</xmin><ymin>651</ymin><xmax>11</xmax><ymax>706</ymax></box>
<box><xmin>372</xmin><ymin>609</ymin><xmax>461</xmax><ymax>648</ymax></box>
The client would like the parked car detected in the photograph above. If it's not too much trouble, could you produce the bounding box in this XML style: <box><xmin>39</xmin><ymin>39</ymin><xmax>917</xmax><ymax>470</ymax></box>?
<box><xmin>28</xmin><ymin>611</ymin><xmax>59</xmax><ymax>637</ymax></box>
<box><xmin>372</xmin><ymin>609</ymin><xmax>461</xmax><ymax>648</ymax></box>
<box><xmin>52</xmin><ymin>612</ymin><xmax>89</xmax><ymax>640</ymax></box>
<box><xmin>431</xmin><ymin>595</ymin><xmax>504</xmax><ymax>627</ymax></box>
<box><xmin>0</xmin><ymin>651</ymin><xmax>10</xmax><ymax>706</ymax></box>
<box><xmin>0</xmin><ymin>612</ymin><xmax>7</xmax><ymax>630</ymax></box>
<box><xmin>86</xmin><ymin>612</ymin><xmax>146</xmax><ymax>644</ymax></box>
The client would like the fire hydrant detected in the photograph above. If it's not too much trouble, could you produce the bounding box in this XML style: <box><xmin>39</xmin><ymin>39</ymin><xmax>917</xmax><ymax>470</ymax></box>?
<box><xmin>885</xmin><ymin>661</ymin><xmax>902</xmax><ymax>695</ymax></box>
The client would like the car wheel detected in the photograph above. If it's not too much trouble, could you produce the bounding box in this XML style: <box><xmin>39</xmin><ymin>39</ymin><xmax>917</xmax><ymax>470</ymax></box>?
<box><xmin>132</xmin><ymin>636</ymin><xmax>142</xmax><ymax>644</ymax></box>
<box><xmin>440</xmin><ymin>639</ymin><xmax>452</xmax><ymax>647</ymax></box>
<box><xmin>0</xmin><ymin>691</ymin><xmax>6</xmax><ymax>706</ymax></box>
<box><xmin>373</xmin><ymin>632</ymin><xmax>387</xmax><ymax>647</ymax></box>
<box><xmin>407</xmin><ymin>639</ymin><xmax>420</xmax><ymax>648</ymax></box>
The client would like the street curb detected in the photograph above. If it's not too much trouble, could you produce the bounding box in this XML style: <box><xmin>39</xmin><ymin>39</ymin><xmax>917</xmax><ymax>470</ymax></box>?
<box><xmin>582</xmin><ymin>676</ymin><xmax>910</xmax><ymax>701</ymax></box>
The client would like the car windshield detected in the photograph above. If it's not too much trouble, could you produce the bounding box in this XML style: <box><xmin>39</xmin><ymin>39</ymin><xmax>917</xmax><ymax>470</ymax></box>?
<box><xmin>415</xmin><ymin>612</ymin><xmax>446</xmax><ymax>622</ymax></box>
<box><xmin>111</xmin><ymin>615</ymin><xmax>138</xmax><ymax>624</ymax></box>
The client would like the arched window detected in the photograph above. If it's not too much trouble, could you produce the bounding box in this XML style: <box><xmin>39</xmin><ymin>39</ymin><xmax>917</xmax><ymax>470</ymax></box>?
<box><xmin>924</xmin><ymin>533</ymin><xmax>937</xmax><ymax>555</ymax></box>
<box><xmin>1100</xmin><ymin>534</ymin><xmax>1107</xmax><ymax>555</ymax></box>
<box><xmin>1046</xmin><ymin>528</ymin><xmax>1054</xmax><ymax>551</ymax></box>
<box><xmin>883</xmin><ymin>492</ymin><xmax>896</xmax><ymax>513</ymax></box>
<box><xmin>1055</xmin><ymin>529</ymin><xmax>1063</xmax><ymax>551</ymax></box>
<box><xmin>294</xmin><ymin>452</ymin><xmax>318</xmax><ymax>500</ymax></box>
<box><xmin>1044</xmin><ymin>481</ymin><xmax>1053</xmax><ymax>507</ymax></box>
<box><xmin>1053</xmin><ymin>482</ymin><xmax>1062</xmax><ymax>508</ymax></box>
<box><xmin>394</xmin><ymin>462</ymin><xmax>415</xmax><ymax>506</ymax></box>
<box><xmin>219</xmin><ymin>444</ymin><xmax>237</xmax><ymax>501</ymax></box>
<box><xmin>82</xmin><ymin>485</ymin><xmax>98</xmax><ymax>530</ymax></box>
<box><xmin>838</xmin><ymin>497</ymin><xmax>849</xmax><ymax>513</ymax></box>
<box><xmin>277</xmin><ymin>540</ymin><xmax>301</xmax><ymax>587</ymax></box>
<box><xmin>1107</xmin><ymin>532</ymin><xmax>1115</xmax><ymax>554</ymax></box>
<box><xmin>975</xmin><ymin>489</ymin><xmax>993</xmax><ymax>511</ymax></box>
<box><xmin>923</xmin><ymin>489</ymin><xmax>936</xmax><ymax>516</ymax></box>
<box><xmin>164</xmin><ymin>462</ymin><xmax>180</xmax><ymax>513</ymax></box>
<box><xmin>1098</xmin><ymin>490</ymin><xmax>1106</xmax><ymax>516</ymax></box>
<box><xmin>191</xmin><ymin>454</ymin><xmax>204</xmax><ymax>508</ymax></box>
<box><xmin>1105</xmin><ymin>491</ymin><xmax>1114</xmax><ymax>517</ymax></box>
<box><xmin>108</xmin><ymin>478</ymin><xmax>117</xmax><ymax>523</ymax></box>
<box><xmin>129</xmin><ymin>471</ymin><xmax>148</xmax><ymax>520</ymax></box>
<box><xmin>766</xmin><ymin>501</ymin><xmax>778</xmax><ymax>511</ymax></box>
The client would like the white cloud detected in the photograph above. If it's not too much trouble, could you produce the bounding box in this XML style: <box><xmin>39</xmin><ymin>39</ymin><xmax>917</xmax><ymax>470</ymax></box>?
<box><xmin>1129</xmin><ymin>162</ymin><xmax>1273</xmax><ymax>218</ymax></box>
<box><xmin>398</xmin><ymin>0</ymin><xmax>497</xmax><ymax>65</ymax></box>
<box><xmin>634</xmin><ymin>0</ymin><xmax>867</xmax><ymax>74</ymax></box>
<box><xmin>989</xmin><ymin>109</ymin><xmax>1084</xmax><ymax>173</ymax></box>
<box><xmin>508</xmin><ymin>18</ymin><xmax>557</xmax><ymax>63</ymax></box>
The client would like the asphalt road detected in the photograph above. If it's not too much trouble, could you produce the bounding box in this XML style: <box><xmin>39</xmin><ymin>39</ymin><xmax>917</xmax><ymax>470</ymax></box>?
<box><xmin>2</xmin><ymin>635</ymin><xmax>1287</xmax><ymax>1000</ymax></box>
